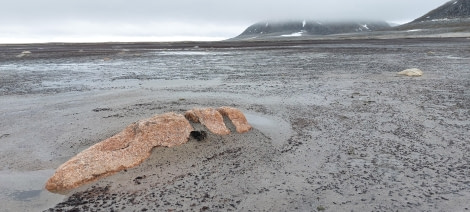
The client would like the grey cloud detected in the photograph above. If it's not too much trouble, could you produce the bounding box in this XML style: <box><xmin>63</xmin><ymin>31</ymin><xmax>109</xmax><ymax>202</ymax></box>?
<box><xmin>0</xmin><ymin>0</ymin><xmax>450</xmax><ymax>42</ymax></box>
<box><xmin>2</xmin><ymin>0</ymin><xmax>449</xmax><ymax>22</ymax></box>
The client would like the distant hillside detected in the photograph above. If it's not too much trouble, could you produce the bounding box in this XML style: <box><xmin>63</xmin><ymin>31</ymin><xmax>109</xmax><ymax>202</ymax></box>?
<box><xmin>233</xmin><ymin>20</ymin><xmax>391</xmax><ymax>40</ymax></box>
<box><xmin>396</xmin><ymin>0</ymin><xmax>470</xmax><ymax>30</ymax></box>
<box><xmin>413</xmin><ymin>0</ymin><xmax>469</xmax><ymax>22</ymax></box>
<box><xmin>231</xmin><ymin>0</ymin><xmax>470</xmax><ymax>41</ymax></box>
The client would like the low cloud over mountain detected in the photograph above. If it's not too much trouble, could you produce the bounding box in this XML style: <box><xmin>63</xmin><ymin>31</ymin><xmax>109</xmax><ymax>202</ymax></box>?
<box><xmin>232</xmin><ymin>0</ymin><xmax>470</xmax><ymax>40</ymax></box>
<box><xmin>234</xmin><ymin>20</ymin><xmax>390</xmax><ymax>40</ymax></box>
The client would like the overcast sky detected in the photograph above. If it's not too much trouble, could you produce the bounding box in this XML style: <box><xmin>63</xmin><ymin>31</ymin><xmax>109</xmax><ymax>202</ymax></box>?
<box><xmin>0</xmin><ymin>0</ymin><xmax>449</xmax><ymax>43</ymax></box>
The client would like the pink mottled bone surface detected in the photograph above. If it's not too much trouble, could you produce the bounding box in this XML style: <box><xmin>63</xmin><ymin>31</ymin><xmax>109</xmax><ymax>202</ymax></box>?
<box><xmin>217</xmin><ymin>106</ymin><xmax>252</xmax><ymax>133</ymax></box>
<box><xmin>45</xmin><ymin>112</ymin><xmax>193</xmax><ymax>193</ymax></box>
<box><xmin>184</xmin><ymin>108</ymin><xmax>231</xmax><ymax>135</ymax></box>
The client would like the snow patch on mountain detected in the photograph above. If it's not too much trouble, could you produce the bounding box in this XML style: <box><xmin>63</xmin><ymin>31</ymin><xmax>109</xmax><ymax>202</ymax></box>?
<box><xmin>281</xmin><ymin>31</ymin><xmax>304</xmax><ymax>37</ymax></box>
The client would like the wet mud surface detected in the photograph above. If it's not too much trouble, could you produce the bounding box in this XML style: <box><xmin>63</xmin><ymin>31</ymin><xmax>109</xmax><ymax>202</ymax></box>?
<box><xmin>0</xmin><ymin>38</ymin><xmax>469</xmax><ymax>211</ymax></box>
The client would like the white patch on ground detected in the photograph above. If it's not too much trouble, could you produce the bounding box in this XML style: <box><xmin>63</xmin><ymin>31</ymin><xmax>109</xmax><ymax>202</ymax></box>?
<box><xmin>16</xmin><ymin>51</ymin><xmax>31</xmax><ymax>58</ymax></box>
<box><xmin>154</xmin><ymin>51</ymin><xmax>219</xmax><ymax>56</ymax></box>
<box><xmin>398</xmin><ymin>68</ymin><xmax>423</xmax><ymax>76</ymax></box>
<box><xmin>431</xmin><ymin>18</ymin><xmax>449</xmax><ymax>22</ymax></box>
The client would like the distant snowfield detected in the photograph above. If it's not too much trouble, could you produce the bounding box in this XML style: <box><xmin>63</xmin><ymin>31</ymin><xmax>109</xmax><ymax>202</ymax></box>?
<box><xmin>281</xmin><ymin>31</ymin><xmax>304</xmax><ymax>37</ymax></box>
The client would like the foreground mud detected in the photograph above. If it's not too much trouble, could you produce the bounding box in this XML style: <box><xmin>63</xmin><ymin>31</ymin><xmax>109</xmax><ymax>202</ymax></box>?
<box><xmin>0</xmin><ymin>38</ymin><xmax>469</xmax><ymax>211</ymax></box>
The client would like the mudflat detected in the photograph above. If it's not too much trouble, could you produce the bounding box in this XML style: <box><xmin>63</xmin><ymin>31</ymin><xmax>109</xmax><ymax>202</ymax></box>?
<box><xmin>0</xmin><ymin>38</ymin><xmax>469</xmax><ymax>211</ymax></box>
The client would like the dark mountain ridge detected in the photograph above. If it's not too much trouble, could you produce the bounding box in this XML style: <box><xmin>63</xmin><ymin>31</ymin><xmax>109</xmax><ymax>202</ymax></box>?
<box><xmin>235</xmin><ymin>20</ymin><xmax>391</xmax><ymax>39</ymax></box>
<box><xmin>412</xmin><ymin>0</ymin><xmax>470</xmax><ymax>22</ymax></box>
<box><xmin>395</xmin><ymin>0</ymin><xmax>470</xmax><ymax>30</ymax></box>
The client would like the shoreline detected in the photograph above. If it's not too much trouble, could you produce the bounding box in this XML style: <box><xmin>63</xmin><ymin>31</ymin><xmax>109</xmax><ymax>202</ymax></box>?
<box><xmin>1</xmin><ymin>38</ymin><xmax>469</xmax><ymax>211</ymax></box>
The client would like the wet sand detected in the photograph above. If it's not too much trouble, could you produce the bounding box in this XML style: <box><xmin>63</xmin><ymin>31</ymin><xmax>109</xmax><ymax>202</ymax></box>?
<box><xmin>0</xmin><ymin>38</ymin><xmax>469</xmax><ymax>211</ymax></box>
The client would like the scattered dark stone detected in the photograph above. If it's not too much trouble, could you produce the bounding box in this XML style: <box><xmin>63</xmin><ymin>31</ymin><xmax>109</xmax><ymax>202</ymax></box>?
<box><xmin>133</xmin><ymin>175</ymin><xmax>146</xmax><ymax>185</ymax></box>
<box><xmin>0</xmin><ymin>134</ymin><xmax>10</xmax><ymax>139</ymax></box>
<box><xmin>103</xmin><ymin>114</ymin><xmax>124</xmax><ymax>118</ymax></box>
<box><xmin>190</xmin><ymin>131</ymin><xmax>207</xmax><ymax>141</ymax></box>
<box><xmin>92</xmin><ymin>107</ymin><xmax>112</xmax><ymax>112</ymax></box>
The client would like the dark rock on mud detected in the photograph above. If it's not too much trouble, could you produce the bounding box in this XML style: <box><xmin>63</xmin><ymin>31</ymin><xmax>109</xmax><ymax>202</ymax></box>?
<box><xmin>190</xmin><ymin>131</ymin><xmax>207</xmax><ymax>141</ymax></box>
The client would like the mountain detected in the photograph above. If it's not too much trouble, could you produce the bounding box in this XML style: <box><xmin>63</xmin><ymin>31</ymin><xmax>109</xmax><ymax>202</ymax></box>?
<box><xmin>233</xmin><ymin>20</ymin><xmax>391</xmax><ymax>40</ymax></box>
<box><xmin>231</xmin><ymin>0</ymin><xmax>470</xmax><ymax>40</ymax></box>
<box><xmin>396</xmin><ymin>0</ymin><xmax>470</xmax><ymax>30</ymax></box>
<box><xmin>412</xmin><ymin>0</ymin><xmax>470</xmax><ymax>22</ymax></box>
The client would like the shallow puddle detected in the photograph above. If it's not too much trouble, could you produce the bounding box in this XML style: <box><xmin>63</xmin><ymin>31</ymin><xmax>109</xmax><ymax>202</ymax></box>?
<box><xmin>0</xmin><ymin>169</ymin><xmax>64</xmax><ymax>211</ymax></box>
<box><xmin>244</xmin><ymin>112</ymin><xmax>292</xmax><ymax>146</ymax></box>
<box><xmin>9</xmin><ymin>190</ymin><xmax>42</xmax><ymax>201</ymax></box>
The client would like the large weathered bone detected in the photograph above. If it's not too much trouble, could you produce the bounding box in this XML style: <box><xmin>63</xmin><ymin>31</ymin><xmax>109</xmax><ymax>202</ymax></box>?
<box><xmin>217</xmin><ymin>106</ymin><xmax>252</xmax><ymax>133</ymax></box>
<box><xmin>185</xmin><ymin>108</ymin><xmax>231</xmax><ymax>135</ymax></box>
<box><xmin>46</xmin><ymin>107</ymin><xmax>253</xmax><ymax>193</ymax></box>
<box><xmin>45</xmin><ymin>112</ymin><xmax>193</xmax><ymax>193</ymax></box>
